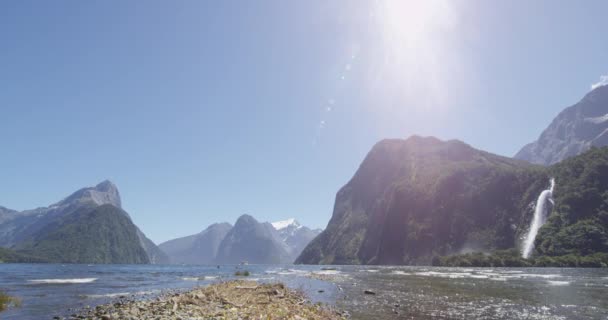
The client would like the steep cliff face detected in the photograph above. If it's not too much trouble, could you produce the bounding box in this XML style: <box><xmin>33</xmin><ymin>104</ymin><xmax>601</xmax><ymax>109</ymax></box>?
<box><xmin>0</xmin><ymin>181</ymin><xmax>164</xmax><ymax>264</ymax></box>
<box><xmin>516</xmin><ymin>85</ymin><xmax>608</xmax><ymax>165</ymax></box>
<box><xmin>159</xmin><ymin>223</ymin><xmax>232</xmax><ymax>265</ymax></box>
<box><xmin>16</xmin><ymin>204</ymin><xmax>150</xmax><ymax>264</ymax></box>
<box><xmin>215</xmin><ymin>215</ymin><xmax>292</xmax><ymax>264</ymax></box>
<box><xmin>296</xmin><ymin>136</ymin><xmax>547</xmax><ymax>265</ymax></box>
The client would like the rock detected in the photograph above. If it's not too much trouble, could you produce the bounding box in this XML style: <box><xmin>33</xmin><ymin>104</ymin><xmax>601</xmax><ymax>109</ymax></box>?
<box><xmin>515</xmin><ymin>85</ymin><xmax>608</xmax><ymax>165</ymax></box>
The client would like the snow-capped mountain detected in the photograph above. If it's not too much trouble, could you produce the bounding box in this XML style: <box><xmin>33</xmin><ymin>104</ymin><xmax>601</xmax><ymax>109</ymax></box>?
<box><xmin>271</xmin><ymin>218</ymin><xmax>321</xmax><ymax>261</ymax></box>
<box><xmin>271</xmin><ymin>218</ymin><xmax>300</xmax><ymax>231</ymax></box>
<box><xmin>160</xmin><ymin>216</ymin><xmax>322</xmax><ymax>264</ymax></box>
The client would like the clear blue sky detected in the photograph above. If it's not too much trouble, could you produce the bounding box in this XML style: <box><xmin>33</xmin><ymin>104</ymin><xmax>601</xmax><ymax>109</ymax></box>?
<box><xmin>1</xmin><ymin>1</ymin><xmax>607</xmax><ymax>243</ymax></box>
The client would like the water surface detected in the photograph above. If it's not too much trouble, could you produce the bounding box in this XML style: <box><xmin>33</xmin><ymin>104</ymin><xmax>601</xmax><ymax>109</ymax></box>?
<box><xmin>1</xmin><ymin>264</ymin><xmax>607</xmax><ymax>319</ymax></box>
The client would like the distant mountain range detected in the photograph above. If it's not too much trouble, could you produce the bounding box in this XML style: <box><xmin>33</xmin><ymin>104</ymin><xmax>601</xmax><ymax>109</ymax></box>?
<box><xmin>516</xmin><ymin>85</ymin><xmax>608</xmax><ymax>165</ymax></box>
<box><xmin>159</xmin><ymin>216</ymin><xmax>321</xmax><ymax>264</ymax></box>
<box><xmin>0</xmin><ymin>181</ymin><xmax>168</xmax><ymax>264</ymax></box>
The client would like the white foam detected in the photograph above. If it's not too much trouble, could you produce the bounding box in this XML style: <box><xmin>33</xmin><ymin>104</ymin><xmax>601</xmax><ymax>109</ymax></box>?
<box><xmin>489</xmin><ymin>277</ymin><xmax>507</xmax><ymax>281</ymax></box>
<box><xmin>414</xmin><ymin>271</ymin><xmax>472</xmax><ymax>279</ymax></box>
<box><xmin>181</xmin><ymin>277</ymin><xmax>201</xmax><ymax>281</ymax></box>
<box><xmin>28</xmin><ymin>278</ymin><xmax>97</xmax><ymax>284</ymax></box>
<box><xmin>86</xmin><ymin>292</ymin><xmax>130</xmax><ymax>298</ymax></box>
<box><xmin>517</xmin><ymin>274</ymin><xmax>562</xmax><ymax>279</ymax></box>
<box><xmin>547</xmin><ymin>281</ymin><xmax>570</xmax><ymax>286</ymax></box>
<box><xmin>313</xmin><ymin>270</ymin><xmax>341</xmax><ymax>275</ymax></box>
<box><xmin>391</xmin><ymin>270</ymin><xmax>409</xmax><ymax>275</ymax></box>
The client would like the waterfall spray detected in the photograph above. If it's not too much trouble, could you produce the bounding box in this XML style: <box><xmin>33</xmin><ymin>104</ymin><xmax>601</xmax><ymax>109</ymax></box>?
<box><xmin>522</xmin><ymin>178</ymin><xmax>555</xmax><ymax>259</ymax></box>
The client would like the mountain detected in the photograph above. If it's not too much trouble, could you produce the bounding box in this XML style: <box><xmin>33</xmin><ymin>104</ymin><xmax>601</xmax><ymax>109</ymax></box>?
<box><xmin>15</xmin><ymin>205</ymin><xmax>150</xmax><ymax>264</ymax></box>
<box><xmin>0</xmin><ymin>181</ymin><xmax>166</xmax><ymax>264</ymax></box>
<box><xmin>159</xmin><ymin>223</ymin><xmax>232</xmax><ymax>265</ymax></box>
<box><xmin>272</xmin><ymin>218</ymin><xmax>322</xmax><ymax>261</ymax></box>
<box><xmin>296</xmin><ymin>136</ymin><xmax>549</xmax><ymax>265</ymax></box>
<box><xmin>215</xmin><ymin>214</ymin><xmax>292</xmax><ymax>264</ymax></box>
<box><xmin>136</xmin><ymin>229</ymin><xmax>170</xmax><ymax>264</ymax></box>
<box><xmin>515</xmin><ymin>85</ymin><xmax>608</xmax><ymax>165</ymax></box>
<box><xmin>159</xmin><ymin>217</ymin><xmax>319</xmax><ymax>265</ymax></box>
<box><xmin>0</xmin><ymin>247</ymin><xmax>47</xmax><ymax>263</ymax></box>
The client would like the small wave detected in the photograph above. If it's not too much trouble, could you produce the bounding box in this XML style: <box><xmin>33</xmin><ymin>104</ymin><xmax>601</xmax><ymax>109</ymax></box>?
<box><xmin>313</xmin><ymin>270</ymin><xmax>341</xmax><ymax>275</ymax></box>
<box><xmin>182</xmin><ymin>276</ymin><xmax>217</xmax><ymax>281</ymax></box>
<box><xmin>415</xmin><ymin>271</ymin><xmax>472</xmax><ymax>279</ymax></box>
<box><xmin>547</xmin><ymin>281</ymin><xmax>570</xmax><ymax>286</ymax></box>
<box><xmin>391</xmin><ymin>271</ymin><xmax>409</xmax><ymax>275</ymax></box>
<box><xmin>489</xmin><ymin>277</ymin><xmax>507</xmax><ymax>281</ymax></box>
<box><xmin>85</xmin><ymin>290</ymin><xmax>158</xmax><ymax>299</ymax></box>
<box><xmin>86</xmin><ymin>292</ymin><xmax>130</xmax><ymax>298</ymax></box>
<box><xmin>28</xmin><ymin>278</ymin><xmax>97</xmax><ymax>284</ymax></box>
<box><xmin>517</xmin><ymin>274</ymin><xmax>562</xmax><ymax>279</ymax></box>
<box><xmin>181</xmin><ymin>277</ymin><xmax>201</xmax><ymax>281</ymax></box>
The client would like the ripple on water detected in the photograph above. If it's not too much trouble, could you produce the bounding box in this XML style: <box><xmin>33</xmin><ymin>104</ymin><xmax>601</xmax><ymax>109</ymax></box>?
<box><xmin>28</xmin><ymin>278</ymin><xmax>98</xmax><ymax>284</ymax></box>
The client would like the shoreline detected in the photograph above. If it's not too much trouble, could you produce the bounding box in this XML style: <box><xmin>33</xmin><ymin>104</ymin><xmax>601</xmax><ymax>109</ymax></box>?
<box><xmin>64</xmin><ymin>280</ymin><xmax>346</xmax><ymax>320</ymax></box>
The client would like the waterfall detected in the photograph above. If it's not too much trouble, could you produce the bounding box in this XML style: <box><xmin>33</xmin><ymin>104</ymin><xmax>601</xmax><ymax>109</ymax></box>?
<box><xmin>522</xmin><ymin>178</ymin><xmax>555</xmax><ymax>259</ymax></box>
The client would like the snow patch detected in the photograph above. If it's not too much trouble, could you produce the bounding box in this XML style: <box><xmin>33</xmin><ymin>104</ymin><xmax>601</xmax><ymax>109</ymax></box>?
<box><xmin>584</xmin><ymin>113</ymin><xmax>608</xmax><ymax>124</ymax></box>
<box><xmin>271</xmin><ymin>218</ymin><xmax>300</xmax><ymax>230</ymax></box>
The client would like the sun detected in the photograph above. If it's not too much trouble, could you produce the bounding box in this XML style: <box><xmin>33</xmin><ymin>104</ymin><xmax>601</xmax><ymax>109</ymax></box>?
<box><xmin>367</xmin><ymin>0</ymin><xmax>463</xmax><ymax>113</ymax></box>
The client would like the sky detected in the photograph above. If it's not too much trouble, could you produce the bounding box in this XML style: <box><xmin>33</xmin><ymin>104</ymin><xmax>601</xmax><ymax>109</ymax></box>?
<box><xmin>1</xmin><ymin>1</ymin><xmax>608</xmax><ymax>243</ymax></box>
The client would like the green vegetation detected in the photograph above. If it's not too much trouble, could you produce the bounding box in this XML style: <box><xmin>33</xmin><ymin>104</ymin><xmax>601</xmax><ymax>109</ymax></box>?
<box><xmin>0</xmin><ymin>291</ymin><xmax>20</xmax><ymax>312</ymax></box>
<box><xmin>234</xmin><ymin>270</ymin><xmax>251</xmax><ymax>276</ymax></box>
<box><xmin>297</xmin><ymin>138</ymin><xmax>608</xmax><ymax>266</ymax></box>
<box><xmin>0</xmin><ymin>247</ymin><xmax>47</xmax><ymax>263</ymax></box>
<box><xmin>297</xmin><ymin>137</ymin><xmax>548</xmax><ymax>265</ymax></box>
<box><xmin>15</xmin><ymin>204</ymin><xmax>150</xmax><ymax>264</ymax></box>
<box><xmin>434</xmin><ymin>250</ymin><xmax>608</xmax><ymax>268</ymax></box>
<box><xmin>534</xmin><ymin>147</ymin><xmax>608</xmax><ymax>258</ymax></box>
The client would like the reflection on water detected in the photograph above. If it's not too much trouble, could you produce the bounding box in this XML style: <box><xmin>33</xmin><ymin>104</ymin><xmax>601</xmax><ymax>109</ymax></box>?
<box><xmin>1</xmin><ymin>264</ymin><xmax>607</xmax><ymax>319</ymax></box>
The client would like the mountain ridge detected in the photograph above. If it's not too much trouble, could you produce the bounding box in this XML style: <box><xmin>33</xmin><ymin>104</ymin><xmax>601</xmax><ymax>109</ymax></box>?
<box><xmin>296</xmin><ymin>135</ymin><xmax>548</xmax><ymax>265</ymax></box>
<box><xmin>515</xmin><ymin>85</ymin><xmax>608</xmax><ymax>165</ymax></box>
<box><xmin>0</xmin><ymin>180</ymin><xmax>167</xmax><ymax>264</ymax></box>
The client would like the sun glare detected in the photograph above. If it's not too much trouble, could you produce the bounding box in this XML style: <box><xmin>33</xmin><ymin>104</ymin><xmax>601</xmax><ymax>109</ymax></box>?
<box><xmin>368</xmin><ymin>0</ymin><xmax>462</xmax><ymax>112</ymax></box>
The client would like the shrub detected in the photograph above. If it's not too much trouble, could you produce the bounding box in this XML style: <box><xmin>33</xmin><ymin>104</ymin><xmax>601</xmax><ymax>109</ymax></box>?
<box><xmin>0</xmin><ymin>292</ymin><xmax>20</xmax><ymax>312</ymax></box>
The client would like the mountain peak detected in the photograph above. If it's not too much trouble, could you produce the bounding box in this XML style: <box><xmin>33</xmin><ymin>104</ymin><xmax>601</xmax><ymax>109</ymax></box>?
<box><xmin>95</xmin><ymin>180</ymin><xmax>117</xmax><ymax>192</ymax></box>
<box><xmin>56</xmin><ymin>180</ymin><xmax>122</xmax><ymax>209</ymax></box>
<box><xmin>515</xmin><ymin>85</ymin><xmax>608</xmax><ymax>165</ymax></box>
<box><xmin>234</xmin><ymin>214</ymin><xmax>257</xmax><ymax>226</ymax></box>
<box><xmin>271</xmin><ymin>218</ymin><xmax>300</xmax><ymax>231</ymax></box>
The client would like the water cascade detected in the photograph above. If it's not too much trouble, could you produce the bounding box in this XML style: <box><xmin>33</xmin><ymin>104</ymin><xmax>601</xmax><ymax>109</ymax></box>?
<box><xmin>522</xmin><ymin>178</ymin><xmax>555</xmax><ymax>259</ymax></box>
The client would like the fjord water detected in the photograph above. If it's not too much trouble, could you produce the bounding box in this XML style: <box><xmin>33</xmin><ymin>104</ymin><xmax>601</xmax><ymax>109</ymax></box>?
<box><xmin>522</xmin><ymin>178</ymin><xmax>556</xmax><ymax>259</ymax></box>
<box><xmin>1</xmin><ymin>264</ymin><xmax>607</xmax><ymax>319</ymax></box>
